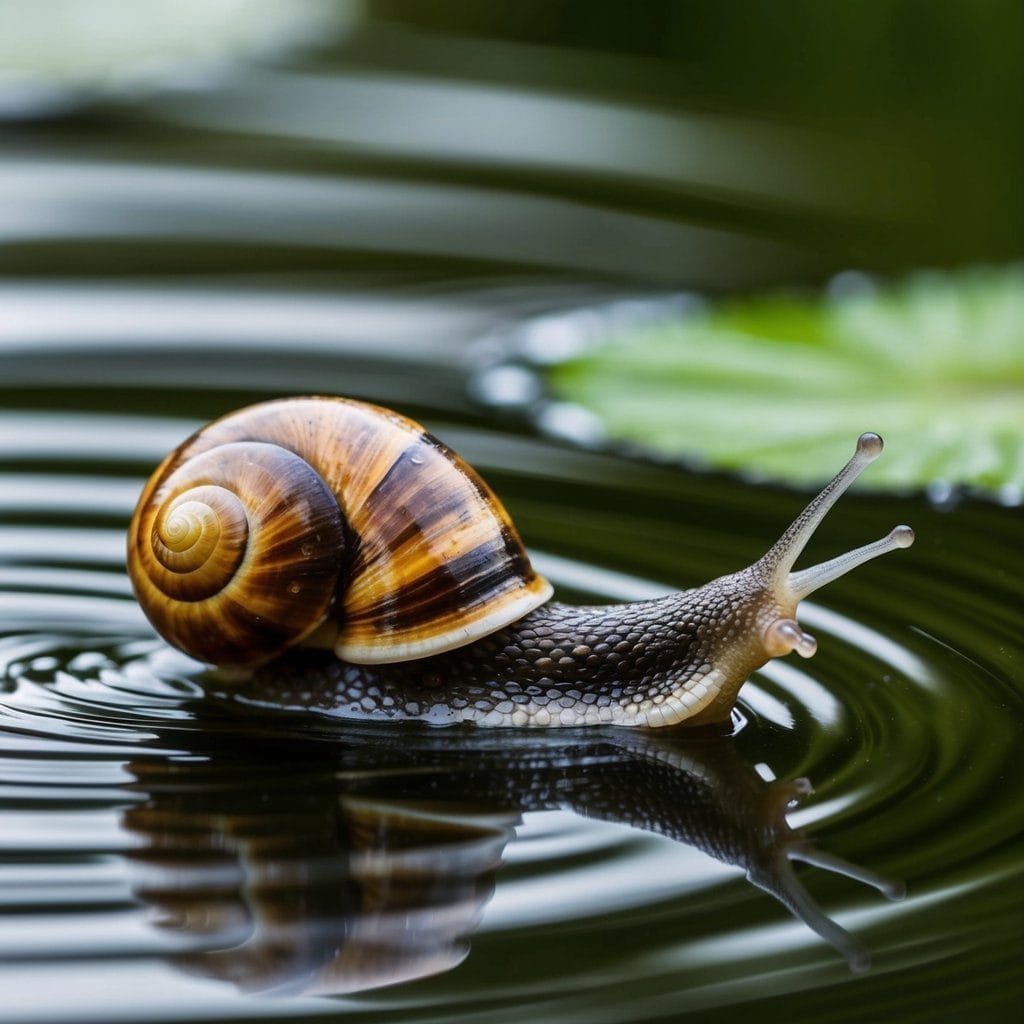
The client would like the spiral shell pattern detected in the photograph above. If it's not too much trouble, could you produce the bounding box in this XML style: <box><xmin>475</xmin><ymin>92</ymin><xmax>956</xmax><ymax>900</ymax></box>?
<box><xmin>128</xmin><ymin>441</ymin><xmax>347</xmax><ymax>667</ymax></box>
<box><xmin>127</xmin><ymin>397</ymin><xmax>553</xmax><ymax>667</ymax></box>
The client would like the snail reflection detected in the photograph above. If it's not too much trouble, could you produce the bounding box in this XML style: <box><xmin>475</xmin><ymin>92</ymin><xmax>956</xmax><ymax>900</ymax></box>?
<box><xmin>123</xmin><ymin>726</ymin><xmax>901</xmax><ymax>996</ymax></box>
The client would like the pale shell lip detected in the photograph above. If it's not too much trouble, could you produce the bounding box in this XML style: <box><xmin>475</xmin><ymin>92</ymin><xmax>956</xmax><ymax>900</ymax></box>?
<box><xmin>335</xmin><ymin>578</ymin><xmax>554</xmax><ymax>665</ymax></box>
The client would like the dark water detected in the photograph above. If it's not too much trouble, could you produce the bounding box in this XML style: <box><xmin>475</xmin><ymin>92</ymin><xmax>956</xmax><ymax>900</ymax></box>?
<box><xmin>2</xmin><ymin>12</ymin><xmax>1023</xmax><ymax>1024</ymax></box>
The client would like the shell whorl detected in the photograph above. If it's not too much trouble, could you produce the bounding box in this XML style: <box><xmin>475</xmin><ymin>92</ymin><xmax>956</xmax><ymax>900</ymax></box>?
<box><xmin>129</xmin><ymin>441</ymin><xmax>347</xmax><ymax>667</ymax></box>
<box><xmin>127</xmin><ymin>397</ymin><xmax>553</xmax><ymax>668</ymax></box>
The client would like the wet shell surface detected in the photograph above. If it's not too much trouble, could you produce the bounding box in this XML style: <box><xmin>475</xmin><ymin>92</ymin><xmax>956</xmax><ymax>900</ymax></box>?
<box><xmin>127</xmin><ymin>397</ymin><xmax>553</xmax><ymax>667</ymax></box>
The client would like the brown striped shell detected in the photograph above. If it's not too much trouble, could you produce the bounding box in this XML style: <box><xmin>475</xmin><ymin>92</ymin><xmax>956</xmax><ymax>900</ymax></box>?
<box><xmin>127</xmin><ymin>397</ymin><xmax>553</xmax><ymax>668</ymax></box>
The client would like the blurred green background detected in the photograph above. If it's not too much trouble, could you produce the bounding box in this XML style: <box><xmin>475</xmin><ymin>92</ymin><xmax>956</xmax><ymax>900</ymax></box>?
<box><xmin>369</xmin><ymin>0</ymin><xmax>1024</xmax><ymax>271</ymax></box>
<box><xmin>2</xmin><ymin>0</ymin><xmax>1021</xmax><ymax>488</ymax></box>
<box><xmin>3</xmin><ymin>0</ymin><xmax>1021</xmax><ymax>276</ymax></box>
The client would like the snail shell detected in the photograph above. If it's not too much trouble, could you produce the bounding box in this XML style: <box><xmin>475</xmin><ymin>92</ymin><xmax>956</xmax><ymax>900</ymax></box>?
<box><xmin>127</xmin><ymin>397</ymin><xmax>552</xmax><ymax>668</ymax></box>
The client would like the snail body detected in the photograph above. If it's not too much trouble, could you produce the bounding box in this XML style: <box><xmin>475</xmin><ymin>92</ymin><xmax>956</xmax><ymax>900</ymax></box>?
<box><xmin>128</xmin><ymin>397</ymin><xmax>914</xmax><ymax>728</ymax></box>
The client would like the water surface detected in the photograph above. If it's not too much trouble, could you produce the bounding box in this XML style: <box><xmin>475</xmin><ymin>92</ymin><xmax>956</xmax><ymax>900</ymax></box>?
<box><xmin>1</xmin><ymin>17</ymin><xmax>1022</xmax><ymax>1023</ymax></box>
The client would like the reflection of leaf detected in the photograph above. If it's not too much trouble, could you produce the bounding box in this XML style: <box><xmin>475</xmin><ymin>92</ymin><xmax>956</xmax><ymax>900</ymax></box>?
<box><xmin>548</xmin><ymin>266</ymin><xmax>1024</xmax><ymax>497</ymax></box>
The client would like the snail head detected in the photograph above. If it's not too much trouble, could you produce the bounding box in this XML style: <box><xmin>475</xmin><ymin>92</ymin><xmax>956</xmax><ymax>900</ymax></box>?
<box><xmin>683</xmin><ymin>434</ymin><xmax>914</xmax><ymax>703</ymax></box>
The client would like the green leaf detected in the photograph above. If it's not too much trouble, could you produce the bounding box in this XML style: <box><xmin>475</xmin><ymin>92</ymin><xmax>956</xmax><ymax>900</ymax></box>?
<box><xmin>548</xmin><ymin>266</ymin><xmax>1024</xmax><ymax>497</ymax></box>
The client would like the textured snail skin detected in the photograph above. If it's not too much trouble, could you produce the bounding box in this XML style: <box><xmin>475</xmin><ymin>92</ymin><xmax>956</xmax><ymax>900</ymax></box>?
<box><xmin>129</xmin><ymin>398</ymin><xmax>914</xmax><ymax>729</ymax></box>
<box><xmin>250</xmin><ymin>569</ymin><xmax>776</xmax><ymax>727</ymax></box>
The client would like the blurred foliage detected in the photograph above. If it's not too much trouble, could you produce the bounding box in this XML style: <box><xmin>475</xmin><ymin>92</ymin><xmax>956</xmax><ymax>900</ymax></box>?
<box><xmin>2</xmin><ymin>1</ymin><xmax>1019</xmax><ymax>280</ymax></box>
<box><xmin>548</xmin><ymin>265</ymin><xmax>1024</xmax><ymax>496</ymax></box>
<box><xmin>366</xmin><ymin>0</ymin><xmax>1022</xmax><ymax>269</ymax></box>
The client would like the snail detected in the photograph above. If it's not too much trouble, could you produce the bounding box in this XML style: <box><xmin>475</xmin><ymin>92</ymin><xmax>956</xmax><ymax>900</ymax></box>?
<box><xmin>127</xmin><ymin>396</ymin><xmax>914</xmax><ymax>728</ymax></box>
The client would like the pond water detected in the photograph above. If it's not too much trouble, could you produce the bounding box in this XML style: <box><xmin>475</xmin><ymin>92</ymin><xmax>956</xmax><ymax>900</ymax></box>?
<box><xmin>1</xmin><ymin>13</ymin><xmax>1022</xmax><ymax>1024</ymax></box>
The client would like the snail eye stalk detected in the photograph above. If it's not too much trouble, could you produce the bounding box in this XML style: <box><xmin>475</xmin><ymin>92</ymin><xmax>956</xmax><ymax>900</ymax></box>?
<box><xmin>758</xmin><ymin>433</ymin><xmax>914</xmax><ymax>603</ymax></box>
<box><xmin>788</xmin><ymin>524</ymin><xmax>915</xmax><ymax>601</ymax></box>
